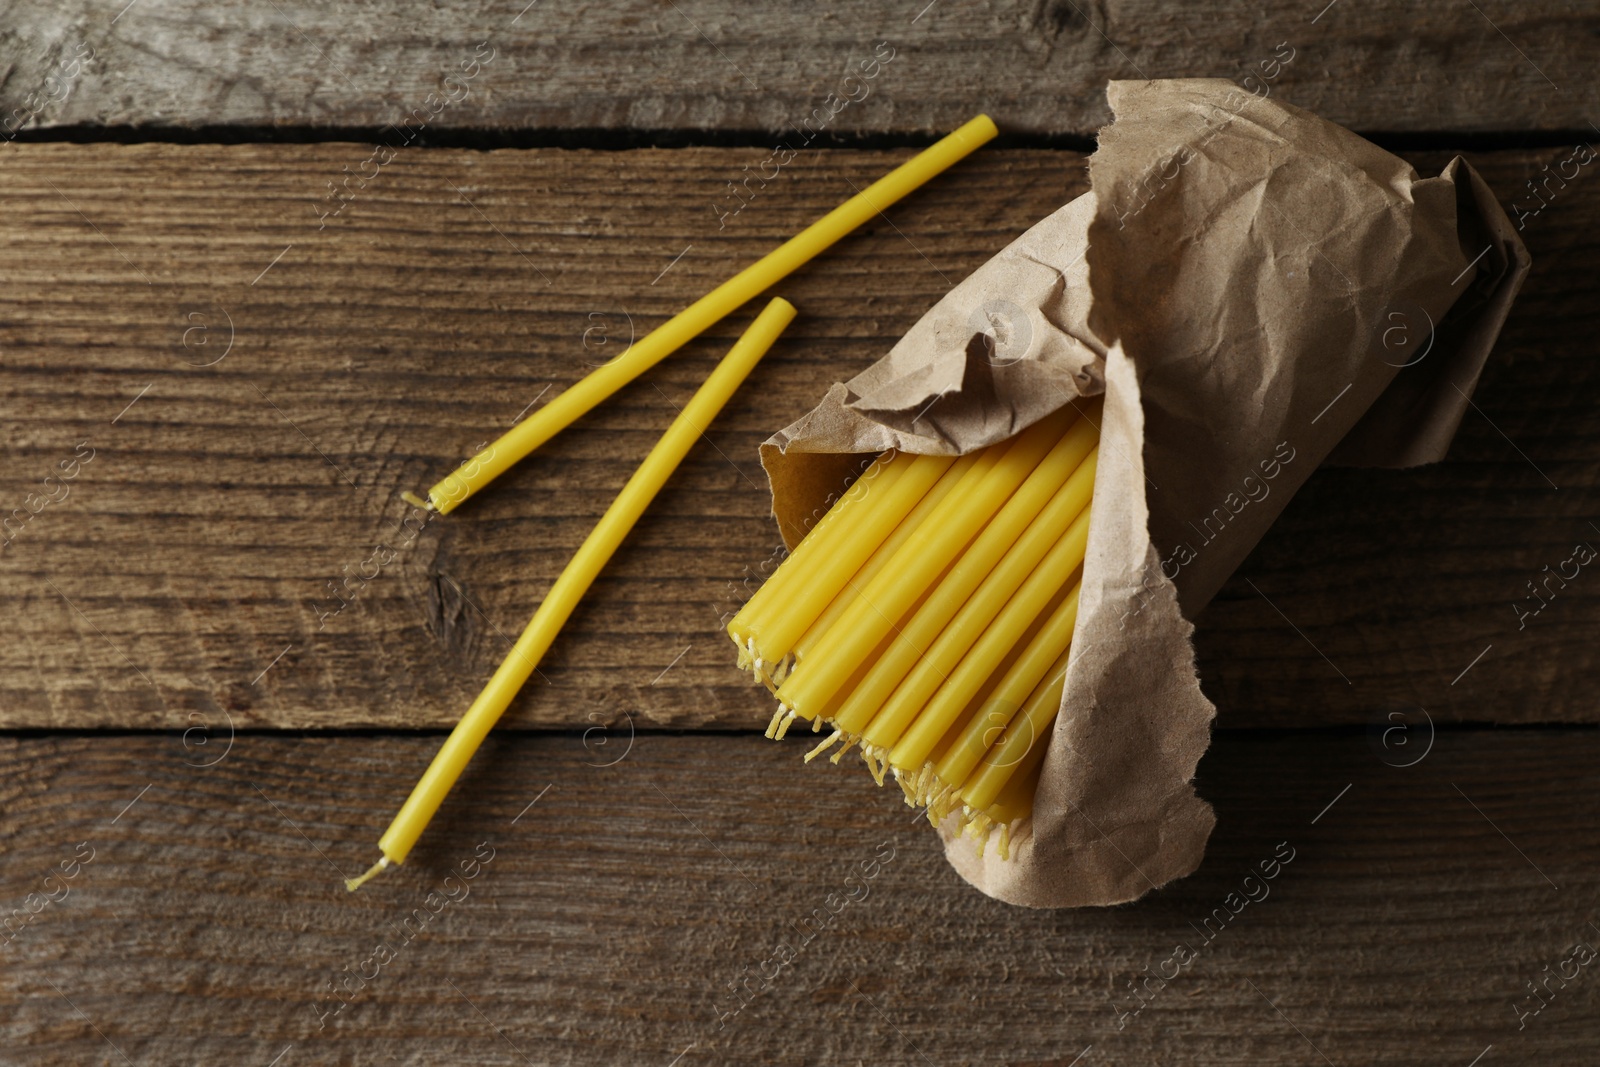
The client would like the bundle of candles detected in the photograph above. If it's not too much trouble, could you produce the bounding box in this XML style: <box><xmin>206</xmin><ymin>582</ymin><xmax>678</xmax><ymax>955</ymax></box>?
<box><xmin>729</xmin><ymin>400</ymin><xmax>1100</xmax><ymax>858</ymax></box>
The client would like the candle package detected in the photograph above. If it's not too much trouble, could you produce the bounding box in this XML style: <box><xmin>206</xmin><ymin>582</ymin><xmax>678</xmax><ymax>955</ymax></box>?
<box><xmin>738</xmin><ymin>80</ymin><xmax>1529</xmax><ymax>908</ymax></box>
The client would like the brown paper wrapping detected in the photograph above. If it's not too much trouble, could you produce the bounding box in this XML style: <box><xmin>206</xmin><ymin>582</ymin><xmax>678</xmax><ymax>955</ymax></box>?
<box><xmin>758</xmin><ymin>80</ymin><xmax>1530</xmax><ymax>908</ymax></box>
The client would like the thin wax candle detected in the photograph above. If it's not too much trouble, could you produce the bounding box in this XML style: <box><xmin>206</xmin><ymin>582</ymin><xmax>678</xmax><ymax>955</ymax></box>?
<box><xmin>791</xmin><ymin>453</ymin><xmax>978</xmax><ymax>664</ymax></box>
<box><xmin>419</xmin><ymin>115</ymin><xmax>998</xmax><ymax>515</ymax></box>
<box><xmin>349</xmin><ymin>297</ymin><xmax>797</xmax><ymax>890</ymax></box>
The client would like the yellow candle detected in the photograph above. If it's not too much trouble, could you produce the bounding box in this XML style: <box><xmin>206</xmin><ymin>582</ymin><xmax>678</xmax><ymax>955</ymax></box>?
<box><xmin>890</xmin><ymin>562</ymin><xmax>1083</xmax><ymax>774</ymax></box>
<box><xmin>782</xmin><ymin>556</ymin><xmax>960</xmax><ymax>738</ymax></box>
<box><xmin>745</xmin><ymin>454</ymin><xmax>953</xmax><ymax>671</ymax></box>
<box><xmin>935</xmin><ymin>582</ymin><xmax>1082</xmax><ymax>790</ymax></box>
<box><xmin>879</xmin><ymin>493</ymin><xmax>1092</xmax><ymax>766</ymax></box>
<box><xmin>746</xmin><ymin>452</ymin><xmax>955</xmax><ymax>672</ymax></box>
<box><xmin>837</xmin><ymin>435</ymin><xmax>1096</xmax><ymax>739</ymax></box>
<box><xmin>777</xmin><ymin>445</ymin><xmax>1009</xmax><ymax>719</ymax></box>
<box><xmin>833</xmin><ymin>414</ymin><xmax>1094</xmax><ymax>738</ymax></box>
<box><xmin>348</xmin><ymin>298</ymin><xmax>797</xmax><ymax>889</ymax></box>
<box><xmin>963</xmin><ymin>641</ymin><xmax>1075</xmax><ymax>812</ymax></box>
<box><xmin>900</xmin><ymin>585</ymin><xmax>1062</xmax><ymax>816</ymax></box>
<box><xmin>987</xmin><ymin>750</ymin><xmax>1045</xmax><ymax>825</ymax></box>
<box><xmin>774</xmin><ymin>410</ymin><xmax>1068</xmax><ymax>722</ymax></box>
<box><xmin>729</xmin><ymin>451</ymin><xmax>915</xmax><ymax>668</ymax></box>
<box><xmin>919</xmin><ymin>604</ymin><xmax>1043</xmax><ymax>772</ymax></box>
<box><xmin>792</xmin><ymin>453</ymin><xmax>979</xmax><ymax>663</ymax></box>
<box><xmin>422</xmin><ymin>115</ymin><xmax>1000</xmax><ymax>515</ymax></box>
<box><xmin>982</xmin><ymin>739</ymin><xmax>1049</xmax><ymax>861</ymax></box>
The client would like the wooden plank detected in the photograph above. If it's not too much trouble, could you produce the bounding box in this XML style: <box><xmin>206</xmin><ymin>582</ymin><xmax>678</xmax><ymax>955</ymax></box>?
<box><xmin>3</xmin><ymin>2</ymin><xmax>1598</xmax><ymax>139</ymax></box>
<box><xmin>1</xmin><ymin>731</ymin><xmax>1596</xmax><ymax>1064</ymax></box>
<box><xmin>0</xmin><ymin>142</ymin><xmax>1595</xmax><ymax>731</ymax></box>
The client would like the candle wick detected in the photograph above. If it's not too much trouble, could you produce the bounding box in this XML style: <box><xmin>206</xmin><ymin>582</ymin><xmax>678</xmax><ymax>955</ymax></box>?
<box><xmin>344</xmin><ymin>855</ymin><xmax>391</xmax><ymax>892</ymax></box>
<box><xmin>764</xmin><ymin>706</ymin><xmax>787</xmax><ymax>739</ymax></box>
<box><xmin>401</xmin><ymin>491</ymin><xmax>436</xmax><ymax>512</ymax></box>
<box><xmin>804</xmin><ymin>728</ymin><xmax>844</xmax><ymax>763</ymax></box>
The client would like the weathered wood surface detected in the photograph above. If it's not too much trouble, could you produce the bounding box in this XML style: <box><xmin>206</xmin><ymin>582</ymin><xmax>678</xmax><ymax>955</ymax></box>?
<box><xmin>0</xmin><ymin>142</ymin><xmax>1595</xmax><ymax>730</ymax></box>
<box><xmin>2</xmin><ymin>731</ymin><xmax>1595</xmax><ymax>1065</ymax></box>
<box><xmin>3</xmin><ymin>2</ymin><xmax>1598</xmax><ymax>139</ymax></box>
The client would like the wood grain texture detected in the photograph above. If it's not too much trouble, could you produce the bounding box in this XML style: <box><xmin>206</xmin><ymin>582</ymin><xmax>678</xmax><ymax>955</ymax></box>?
<box><xmin>2</xmin><ymin>2</ymin><xmax>1598</xmax><ymax>139</ymax></box>
<box><xmin>1</xmin><ymin>730</ymin><xmax>1596</xmax><ymax>1065</ymax></box>
<box><xmin>0</xmin><ymin>141</ymin><xmax>1596</xmax><ymax>731</ymax></box>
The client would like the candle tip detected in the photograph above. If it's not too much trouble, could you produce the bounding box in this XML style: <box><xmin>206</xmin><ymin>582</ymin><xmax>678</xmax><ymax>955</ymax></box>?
<box><xmin>401</xmin><ymin>490</ymin><xmax>435</xmax><ymax>512</ymax></box>
<box><xmin>345</xmin><ymin>855</ymin><xmax>390</xmax><ymax>892</ymax></box>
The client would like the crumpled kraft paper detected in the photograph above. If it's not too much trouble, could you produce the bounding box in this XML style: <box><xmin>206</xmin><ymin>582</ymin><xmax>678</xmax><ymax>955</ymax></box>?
<box><xmin>757</xmin><ymin>79</ymin><xmax>1530</xmax><ymax>908</ymax></box>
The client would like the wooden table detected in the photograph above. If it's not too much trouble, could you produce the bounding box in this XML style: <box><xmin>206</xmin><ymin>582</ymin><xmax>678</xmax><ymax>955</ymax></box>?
<box><xmin>3</xmin><ymin>3</ymin><xmax>1598</xmax><ymax>1064</ymax></box>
